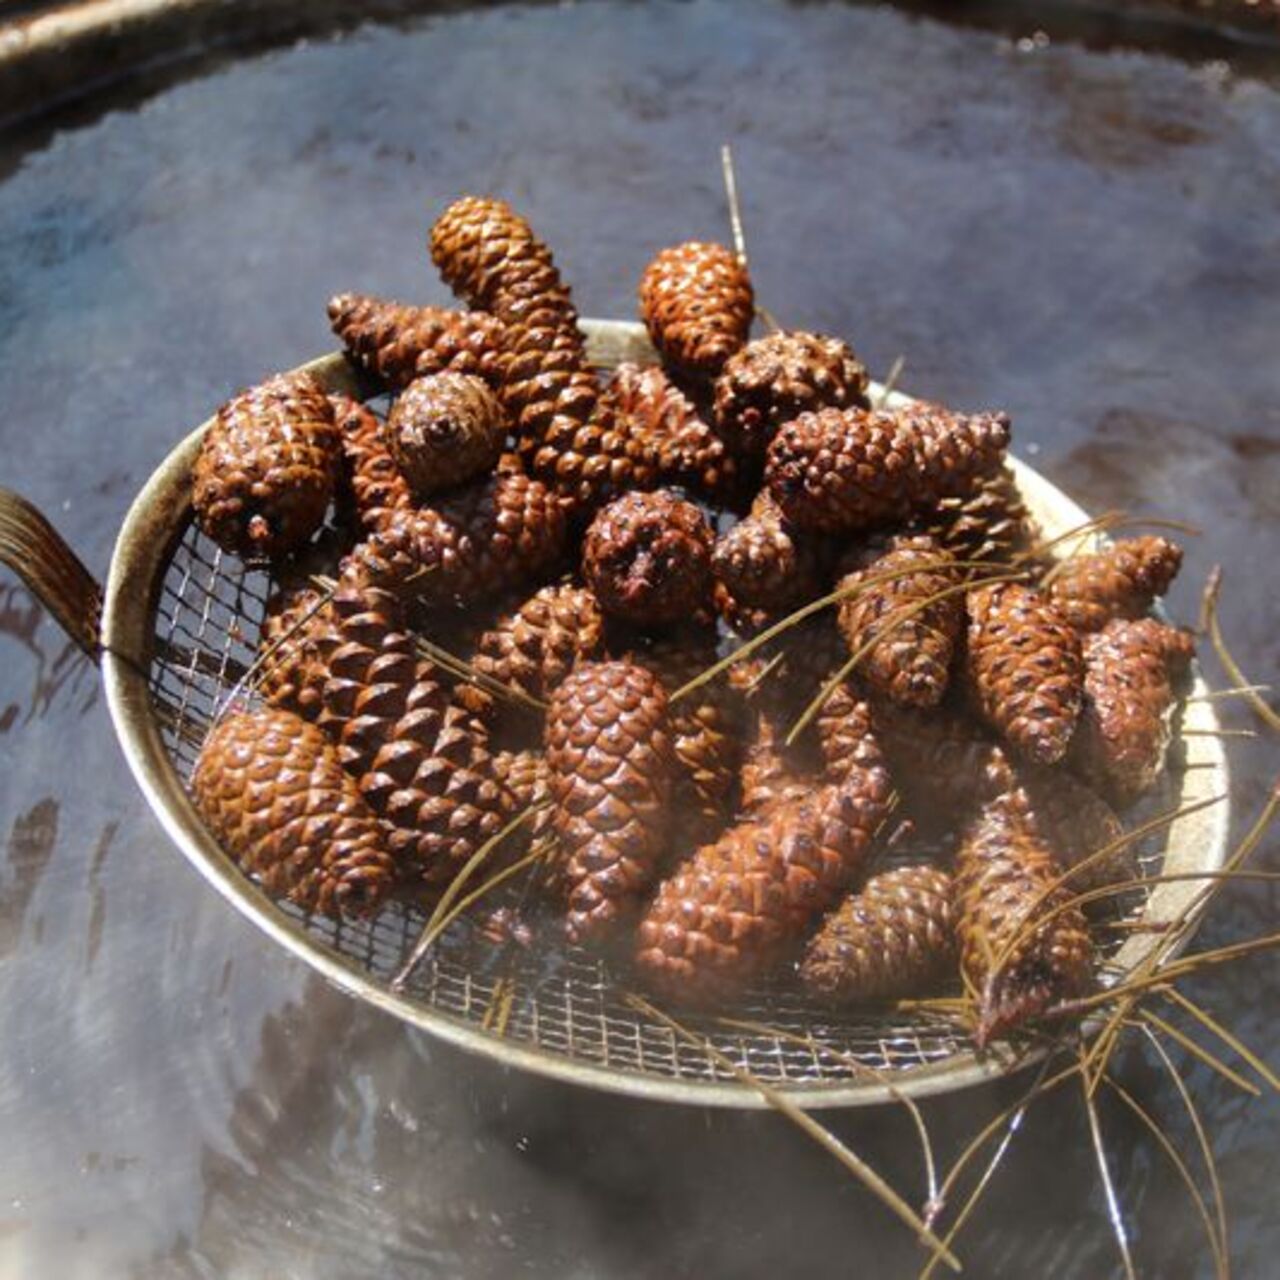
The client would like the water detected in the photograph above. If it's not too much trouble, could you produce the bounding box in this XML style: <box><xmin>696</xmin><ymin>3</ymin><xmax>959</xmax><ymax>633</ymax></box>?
<box><xmin>0</xmin><ymin>3</ymin><xmax>1277</xmax><ymax>1276</ymax></box>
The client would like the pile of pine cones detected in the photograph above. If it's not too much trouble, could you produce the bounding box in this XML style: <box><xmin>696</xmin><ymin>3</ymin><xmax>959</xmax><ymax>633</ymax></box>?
<box><xmin>188</xmin><ymin>195</ymin><xmax>1195</xmax><ymax>1046</ymax></box>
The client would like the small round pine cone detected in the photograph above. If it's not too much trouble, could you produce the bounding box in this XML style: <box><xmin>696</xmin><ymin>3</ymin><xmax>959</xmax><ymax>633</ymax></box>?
<box><xmin>766</xmin><ymin>404</ymin><xmax>1010</xmax><ymax>535</ymax></box>
<box><xmin>954</xmin><ymin>796</ymin><xmax>1094</xmax><ymax>1045</ymax></box>
<box><xmin>638</xmin><ymin>242</ymin><xmax>753</xmax><ymax>379</ymax></box>
<box><xmin>1071</xmin><ymin>618</ymin><xmax>1194</xmax><ymax>805</ymax></box>
<box><xmin>193</xmin><ymin>371</ymin><xmax>341</xmax><ymax>558</ymax></box>
<box><xmin>1047</xmin><ymin>536</ymin><xmax>1183</xmax><ymax>634</ymax></box>
<box><xmin>713</xmin><ymin>491</ymin><xmax>825</xmax><ymax>612</ymax></box>
<box><xmin>330</xmin><ymin>393</ymin><xmax>413</xmax><ymax>534</ymax></box>
<box><xmin>914</xmin><ymin>463</ymin><xmax>1036</xmax><ymax>571</ymax></box>
<box><xmin>192</xmin><ymin>705</ymin><xmax>397</xmax><ymax>919</ymax></box>
<box><xmin>327</xmin><ymin>292</ymin><xmax>507</xmax><ymax>391</ymax></box>
<box><xmin>800</xmin><ymin>865</ymin><xmax>956</xmax><ymax>1003</ymax></box>
<box><xmin>257</xmin><ymin>584</ymin><xmax>337</xmax><ymax>722</ymax></box>
<box><xmin>965</xmin><ymin>582</ymin><xmax>1084</xmax><ymax>765</ymax></box>
<box><xmin>714</xmin><ymin>331</ymin><xmax>868</xmax><ymax>460</ymax></box>
<box><xmin>384</xmin><ymin>372</ymin><xmax>507</xmax><ymax>498</ymax></box>
<box><xmin>582</xmin><ymin>490</ymin><xmax>713</xmax><ymax>627</ymax></box>
<box><xmin>837</xmin><ymin>536</ymin><xmax>963</xmax><ymax>708</ymax></box>
<box><xmin>544</xmin><ymin>660</ymin><xmax>673</xmax><ymax>945</ymax></box>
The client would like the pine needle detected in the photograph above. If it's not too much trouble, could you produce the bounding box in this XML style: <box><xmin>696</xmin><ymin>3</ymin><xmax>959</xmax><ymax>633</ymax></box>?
<box><xmin>720</xmin><ymin>143</ymin><xmax>748</xmax><ymax>268</ymax></box>
<box><xmin>877</xmin><ymin>355</ymin><xmax>907</xmax><ymax>409</ymax></box>
<box><xmin>1139</xmin><ymin>1010</ymin><xmax>1260</xmax><ymax>1097</ymax></box>
<box><xmin>1162</xmin><ymin>987</ymin><xmax>1280</xmax><ymax>1095</ymax></box>
<box><xmin>1200</xmin><ymin>566</ymin><xmax>1280</xmax><ymax>733</ymax></box>
<box><xmin>1080</xmin><ymin>1051</ymin><xmax>1137</xmax><ymax>1280</ymax></box>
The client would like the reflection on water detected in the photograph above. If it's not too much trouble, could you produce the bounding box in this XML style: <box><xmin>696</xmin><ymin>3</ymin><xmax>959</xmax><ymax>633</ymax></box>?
<box><xmin>0</xmin><ymin>798</ymin><xmax>58</xmax><ymax>957</ymax></box>
<box><xmin>0</xmin><ymin>585</ymin><xmax>99</xmax><ymax>729</ymax></box>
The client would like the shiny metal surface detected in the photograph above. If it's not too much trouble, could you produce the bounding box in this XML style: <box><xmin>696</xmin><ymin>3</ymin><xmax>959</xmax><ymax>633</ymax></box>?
<box><xmin>1</xmin><ymin>2</ymin><xmax>1277</xmax><ymax>1275</ymax></box>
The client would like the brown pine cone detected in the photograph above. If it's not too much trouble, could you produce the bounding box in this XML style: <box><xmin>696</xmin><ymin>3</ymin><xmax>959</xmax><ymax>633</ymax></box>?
<box><xmin>544</xmin><ymin>661</ymin><xmax>673</xmax><ymax>945</ymax></box>
<box><xmin>330</xmin><ymin>393</ymin><xmax>413</xmax><ymax>533</ymax></box>
<box><xmin>491</xmin><ymin>747</ymin><xmax>556</xmax><ymax>861</ymax></box>
<box><xmin>766</xmin><ymin>403</ymin><xmax>1011</xmax><ymax>535</ymax></box>
<box><xmin>328</xmin><ymin>292</ymin><xmax>507</xmax><ymax>391</ymax></box>
<box><xmin>800</xmin><ymin>865</ymin><xmax>956</xmax><ymax>1003</ymax></box>
<box><xmin>714</xmin><ymin>331</ymin><xmax>868</xmax><ymax>460</ymax></box>
<box><xmin>739</xmin><ymin>702</ymin><xmax>814</xmax><ymax>817</ymax></box>
<box><xmin>581</xmin><ymin>490</ymin><xmax>713</xmax><ymax>627</ymax></box>
<box><xmin>384</xmin><ymin>372</ymin><xmax>507</xmax><ymax>497</ymax></box>
<box><xmin>816</xmin><ymin>682</ymin><xmax>899</xmax><ymax>787</ymax></box>
<box><xmin>192</xmin><ymin>705</ymin><xmax>396</xmax><ymax>919</ymax></box>
<box><xmin>257</xmin><ymin>584</ymin><xmax>337</xmax><ymax>722</ymax></box>
<box><xmin>965</xmin><ymin>582</ymin><xmax>1084</xmax><ymax>765</ymax></box>
<box><xmin>837</xmin><ymin>536</ymin><xmax>963</xmax><ymax>708</ymax></box>
<box><xmin>638</xmin><ymin>242</ymin><xmax>753</xmax><ymax>379</ymax></box>
<box><xmin>1071</xmin><ymin>618</ymin><xmax>1194</xmax><ymax>805</ymax></box>
<box><xmin>1047</xmin><ymin>536</ymin><xmax>1183</xmax><ymax>634</ymax></box>
<box><xmin>318</xmin><ymin>574</ymin><xmax>511</xmax><ymax>883</ymax></box>
<box><xmin>603</xmin><ymin>362</ymin><xmax>738</xmax><ymax>501</ymax></box>
<box><xmin>193</xmin><ymin>371</ymin><xmax>341</xmax><ymax>558</ymax></box>
<box><xmin>915</xmin><ymin>463</ymin><xmax>1036</xmax><ymax>571</ymax></box>
<box><xmin>713</xmin><ymin>491</ymin><xmax>825</xmax><ymax>612</ymax></box>
<box><xmin>954</xmin><ymin>797</ymin><xmax>1094</xmax><ymax>1044</ymax></box>
<box><xmin>635</xmin><ymin>742</ymin><xmax>894</xmax><ymax>1003</ymax></box>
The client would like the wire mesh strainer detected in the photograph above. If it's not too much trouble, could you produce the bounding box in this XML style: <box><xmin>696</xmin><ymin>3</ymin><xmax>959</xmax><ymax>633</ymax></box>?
<box><xmin>0</xmin><ymin>319</ymin><xmax>1230</xmax><ymax>1108</ymax></box>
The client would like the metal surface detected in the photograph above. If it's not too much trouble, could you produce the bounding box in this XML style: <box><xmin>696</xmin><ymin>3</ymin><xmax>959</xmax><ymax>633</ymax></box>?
<box><xmin>67</xmin><ymin>322</ymin><xmax>1225</xmax><ymax>1108</ymax></box>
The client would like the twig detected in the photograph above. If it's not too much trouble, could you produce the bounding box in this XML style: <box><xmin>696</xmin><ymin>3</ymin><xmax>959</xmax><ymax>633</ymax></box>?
<box><xmin>876</xmin><ymin>355</ymin><xmax>907</xmax><ymax>409</ymax></box>
<box><xmin>720</xmin><ymin>143</ymin><xmax>748</xmax><ymax>268</ymax></box>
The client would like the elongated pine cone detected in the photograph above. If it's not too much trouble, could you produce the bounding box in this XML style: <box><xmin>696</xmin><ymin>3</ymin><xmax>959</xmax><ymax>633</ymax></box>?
<box><xmin>257</xmin><ymin>584</ymin><xmax>337</xmax><ymax>721</ymax></box>
<box><xmin>193</xmin><ymin>371</ymin><xmax>340</xmax><ymax>557</ymax></box>
<box><xmin>192</xmin><ymin>705</ymin><xmax>396</xmax><ymax>919</ymax></box>
<box><xmin>604</xmin><ymin>362</ymin><xmax>738</xmax><ymax>501</ymax></box>
<box><xmin>713</xmin><ymin>491</ymin><xmax>824</xmax><ymax>611</ymax></box>
<box><xmin>800</xmin><ymin>865</ymin><xmax>956</xmax><ymax>1003</ymax></box>
<box><xmin>766</xmin><ymin>403</ymin><xmax>1010</xmax><ymax>534</ymax></box>
<box><xmin>318</xmin><ymin>576</ymin><xmax>510</xmax><ymax>883</ymax></box>
<box><xmin>714</xmin><ymin>331</ymin><xmax>868</xmax><ymax>460</ymax></box>
<box><xmin>1072</xmin><ymin>618</ymin><xmax>1195</xmax><ymax>805</ymax></box>
<box><xmin>916</xmin><ymin>463</ymin><xmax>1035</xmax><ymax>570</ymax></box>
<box><xmin>837</xmin><ymin>536</ymin><xmax>962</xmax><ymax>708</ymax></box>
<box><xmin>330</xmin><ymin>393</ymin><xmax>413</xmax><ymax>533</ymax></box>
<box><xmin>965</xmin><ymin>582</ymin><xmax>1083</xmax><ymax>765</ymax></box>
<box><xmin>635</xmin><ymin>741</ymin><xmax>893</xmax><ymax>1003</ymax></box>
<box><xmin>328</xmin><ymin>293</ymin><xmax>507</xmax><ymax>391</ymax></box>
<box><xmin>582</xmin><ymin>490</ymin><xmax>713</xmax><ymax>626</ymax></box>
<box><xmin>1047</xmin><ymin>536</ymin><xmax>1183</xmax><ymax>634</ymax></box>
<box><xmin>954</xmin><ymin>797</ymin><xmax>1094</xmax><ymax>1044</ymax></box>
<box><xmin>491</xmin><ymin>747</ymin><xmax>556</xmax><ymax>855</ymax></box>
<box><xmin>346</xmin><ymin>472</ymin><xmax>568</xmax><ymax>610</ymax></box>
<box><xmin>638</xmin><ymin>242</ymin><xmax>753</xmax><ymax>379</ymax></box>
<box><xmin>544</xmin><ymin>661</ymin><xmax>673</xmax><ymax>944</ymax></box>
<box><xmin>816</xmin><ymin>683</ymin><xmax>900</xmax><ymax>786</ymax></box>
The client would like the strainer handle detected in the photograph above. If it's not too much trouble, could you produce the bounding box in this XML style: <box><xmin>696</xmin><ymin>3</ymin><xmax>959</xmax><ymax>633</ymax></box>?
<box><xmin>0</xmin><ymin>489</ymin><xmax>102</xmax><ymax>660</ymax></box>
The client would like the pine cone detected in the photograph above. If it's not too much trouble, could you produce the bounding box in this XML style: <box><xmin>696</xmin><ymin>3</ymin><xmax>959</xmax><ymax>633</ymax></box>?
<box><xmin>800</xmin><ymin>865</ymin><xmax>956</xmax><ymax>1003</ymax></box>
<box><xmin>330</xmin><ymin>393</ymin><xmax>413</xmax><ymax>533</ymax></box>
<box><xmin>491</xmin><ymin>747</ymin><xmax>556</xmax><ymax>859</ymax></box>
<box><xmin>816</xmin><ymin>682</ymin><xmax>900</xmax><ymax>786</ymax></box>
<box><xmin>635</xmin><ymin>747</ymin><xmax>893</xmax><ymax>1003</ymax></box>
<box><xmin>582</xmin><ymin>490</ymin><xmax>713</xmax><ymax>627</ymax></box>
<box><xmin>193</xmin><ymin>371</ymin><xmax>341</xmax><ymax>557</ymax></box>
<box><xmin>954</xmin><ymin>797</ymin><xmax>1094</xmax><ymax>1044</ymax></box>
<box><xmin>1072</xmin><ymin>618</ymin><xmax>1194</xmax><ymax>805</ymax></box>
<box><xmin>915</xmin><ymin>463</ymin><xmax>1036</xmax><ymax>570</ymax></box>
<box><xmin>766</xmin><ymin>403</ymin><xmax>1010</xmax><ymax>534</ymax></box>
<box><xmin>1047</xmin><ymin>536</ymin><xmax>1183</xmax><ymax>634</ymax></box>
<box><xmin>638</xmin><ymin>242</ymin><xmax>753</xmax><ymax>379</ymax></box>
<box><xmin>837</xmin><ymin>536</ymin><xmax>963</xmax><ymax>708</ymax></box>
<box><xmin>965</xmin><ymin>582</ymin><xmax>1084</xmax><ymax>765</ymax></box>
<box><xmin>604</xmin><ymin>362</ymin><xmax>738</xmax><ymax>501</ymax></box>
<box><xmin>544</xmin><ymin>660</ymin><xmax>673</xmax><ymax>945</ymax></box>
<box><xmin>739</xmin><ymin>702</ymin><xmax>814</xmax><ymax>817</ymax></box>
<box><xmin>257</xmin><ymin>584</ymin><xmax>337</xmax><ymax>722</ymax></box>
<box><xmin>328</xmin><ymin>292</ymin><xmax>507</xmax><ymax>391</ymax></box>
<box><xmin>318</xmin><ymin>574</ymin><xmax>511</xmax><ymax>883</ymax></box>
<box><xmin>713</xmin><ymin>491</ymin><xmax>825</xmax><ymax>612</ymax></box>
<box><xmin>383</xmin><ymin>372</ymin><xmax>506</xmax><ymax>498</ymax></box>
<box><xmin>714</xmin><ymin>331</ymin><xmax>868</xmax><ymax>460</ymax></box>
<box><xmin>192</xmin><ymin>705</ymin><xmax>396</xmax><ymax>919</ymax></box>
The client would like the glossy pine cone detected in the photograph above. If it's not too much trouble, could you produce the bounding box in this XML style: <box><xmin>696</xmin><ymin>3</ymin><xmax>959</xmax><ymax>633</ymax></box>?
<box><xmin>193</xmin><ymin>371</ymin><xmax>341</xmax><ymax>558</ymax></box>
<box><xmin>800</xmin><ymin>865</ymin><xmax>956</xmax><ymax>1003</ymax></box>
<box><xmin>837</xmin><ymin>536</ymin><xmax>963</xmax><ymax>708</ymax></box>
<box><xmin>713</xmin><ymin>491</ymin><xmax>824</xmax><ymax>612</ymax></box>
<box><xmin>328</xmin><ymin>292</ymin><xmax>507</xmax><ymax>391</ymax></box>
<box><xmin>638</xmin><ymin>241</ymin><xmax>754</xmax><ymax>379</ymax></box>
<box><xmin>385</xmin><ymin>372</ymin><xmax>507</xmax><ymax>498</ymax></box>
<box><xmin>330</xmin><ymin>393</ymin><xmax>413</xmax><ymax>533</ymax></box>
<box><xmin>766</xmin><ymin>403</ymin><xmax>1010</xmax><ymax>534</ymax></box>
<box><xmin>1047</xmin><ymin>536</ymin><xmax>1183</xmax><ymax>634</ymax></box>
<box><xmin>916</xmin><ymin>463</ymin><xmax>1035</xmax><ymax>570</ymax></box>
<box><xmin>714</xmin><ymin>330</ymin><xmax>868</xmax><ymax>460</ymax></box>
<box><xmin>544</xmin><ymin>660</ymin><xmax>673</xmax><ymax>945</ymax></box>
<box><xmin>1072</xmin><ymin>618</ymin><xmax>1195</xmax><ymax>805</ymax></box>
<box><xmin>954</xmin><ymin>796</ymin><xmax>1094</xmax><ymax>1044</ymax></box>
<box><xmin>192</xmin><ymin>705</ymin><xmax>397</xmax><ymax>919</ymax></box>
<box><xmin>582</xmin><ymin>490</ymin><xmax>713</xmax><ymax>627</ymax></box>
<box><xmin>257</xmin><ymin>584</ymin><xmax>337</xmax><ymax>722</ymax></box>
<box><xmin>965</xmin><ymin>582</ymin><xmax>1084</xmax><ymax>765</ymax></box>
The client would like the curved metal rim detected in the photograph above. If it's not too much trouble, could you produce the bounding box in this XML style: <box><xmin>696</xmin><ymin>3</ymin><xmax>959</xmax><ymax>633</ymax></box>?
<box><xmin>100</xmin><ymin>320</ymin><xmax>1231</xmax><ymax>1109</ymax></box>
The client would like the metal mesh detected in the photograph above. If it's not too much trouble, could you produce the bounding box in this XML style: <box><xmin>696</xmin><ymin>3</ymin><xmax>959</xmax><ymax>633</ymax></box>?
<box><xmin>142</xmin><ymin>506</ymin><xmax>1175</xmax><ymax>1094</ymax></box>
